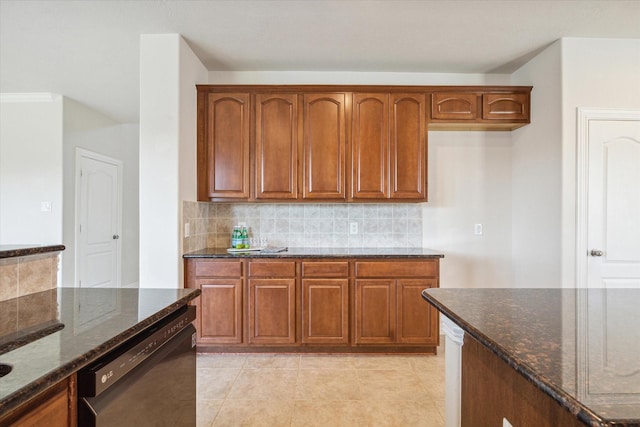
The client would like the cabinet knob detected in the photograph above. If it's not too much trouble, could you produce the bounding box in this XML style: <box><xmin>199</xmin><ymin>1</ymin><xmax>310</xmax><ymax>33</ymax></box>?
<box><xmin>590</xmin><ymin>249</ymin><xmax>603</xmax><ymax>257</ymax></box>
<box><xmin>113</xmin><ymin>235</ymin><xmax>120</xmax><ymax>240</ymax></box>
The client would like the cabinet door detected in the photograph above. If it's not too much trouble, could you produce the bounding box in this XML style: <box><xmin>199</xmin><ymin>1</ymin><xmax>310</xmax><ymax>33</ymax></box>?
<box><xmin>482</xmin><ymin>93</ymin><xmax>530</xmax><ymax>121</ymax></box>
<box><xmin>198</xmin><ymin>92</ymin><xmax>250</xmax><ymax>200</ymax></box>
<box><xmin>354</xmin><ymin>279</ymin><xmax>396</xmax><ymax>344</ymax></box>
<box><xmin>302</xmin><ymin>278</ymin><xmax>349</xmax><ymax>344</ymax></box>
<box><xmin>255</xmin><ymin>93</ymin><xmax>298</xmax><ymax>199</ymax></box>
<box><xmin>197</xmin><ymin>279</ymin><xmax>243</xmax><ymax>344</ymax></box>
<box><xmin>397</xmin><ymin>279</ymin><xmax>439</xmax><ymax>345</ymax></box>
<box><xmin>248</xmin><ymin>278</ymin><xmax>296</xmax><ymax>345</ymax></box>
<box><xmin>351</xmin><ymin>93</ymin><xmax>389</xmax><ymax>199</ymax></box>
<box><xmin>390</xmin><ymin>94</ymin><xmax>427</xmax><ymax>200</ymax></box>
<box><xmin>302</xmin><ymin>93</ymin><xmax>346</xmax><ymax>200</ymax></box>
<box><xmin>1</xmin><ymin>376</ymin><xmax>75</xmax><ymax>427</ymax></box>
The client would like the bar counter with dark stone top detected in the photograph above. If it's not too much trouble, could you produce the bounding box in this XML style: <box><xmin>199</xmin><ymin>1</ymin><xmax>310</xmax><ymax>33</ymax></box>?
<box><xmin>0</xmin><ymin>244</ymin><xmax>65</xmax><ymax>259</ymax></box>
<box><xmin>422</xmin><ymin>288</ymin><xmax>640</xmax><ymax>426</ymax></box>
<box><xmin>0</xmin><ymin>287</ymin><xmax>201</xmax><ymax>416</ymax></box>
<box><xmin>184</xmin><ymin>246</ymin><xmax>444</xmax><ymax>259</ymax></box>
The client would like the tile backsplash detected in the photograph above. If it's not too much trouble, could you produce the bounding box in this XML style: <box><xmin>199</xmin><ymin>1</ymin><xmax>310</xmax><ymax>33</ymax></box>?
<box><xmin>0</xmin><ymin>253</ymin><xmax>60</xmax><ymax>302</ymax></box>
<box><xmin>182</xmin><ymin>202</ymin><xmax>423</xmax><ymax>253</ymax></box>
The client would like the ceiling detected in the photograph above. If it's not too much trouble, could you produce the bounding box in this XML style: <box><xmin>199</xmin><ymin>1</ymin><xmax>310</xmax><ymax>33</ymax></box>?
<box><xmin>1</xmin><ymin>0</ymin><xmax>639</xmax><ymax>123</ymax></box>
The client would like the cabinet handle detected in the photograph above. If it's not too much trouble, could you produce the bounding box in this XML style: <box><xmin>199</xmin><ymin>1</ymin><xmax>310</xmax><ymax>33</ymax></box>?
<box><xmin>113</xmin><ymin>235</ymin><xmax>120</xmax><ymax>240</ymax></box>
<box><xmin>590</xmin><ymin>249</ymin><xmax>603</xmax><ymax>257</ymax></box>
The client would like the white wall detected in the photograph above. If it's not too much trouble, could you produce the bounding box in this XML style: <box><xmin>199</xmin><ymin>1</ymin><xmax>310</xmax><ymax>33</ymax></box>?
<box><xmin>0</xmin><ymin>93</ymin><xmax>63</xmax><ymax>245</ymax></box>
<box><xmin>62</xmin><ymin>98</ymin><xmax>139</xmax><ymax>287</ymax></box>
<box><xmin>424</xmin><ymin>131</ymin><xmax>513</xmax><ymax>288</ymax></box>
<box><xmin>208</xmin><ymin>71</ymin><xmax>509</xmax><ymax>86</ymax></box>
<box><xmin>510</xmin><ymin>40</ymin><xmax>563</xmax><ymax>288</ymax></box>
<box><xmin>178</xmin><ymin>36</ymin><xmax>209</xmax><ymax>280</ymax></box>
<box><xmin>560</xmin><ymin>38</ymin><xmax>640</xmax><ymax>287</ymax></box>
<box><xmin>510</xmin><ymin>37</ymin><xmax>640</xmax><ymax>288</ymax></box>
<box><xmin>139</xmin><ymin>34</ymin><xmax>207</xmax><ymax>288</ymax></box>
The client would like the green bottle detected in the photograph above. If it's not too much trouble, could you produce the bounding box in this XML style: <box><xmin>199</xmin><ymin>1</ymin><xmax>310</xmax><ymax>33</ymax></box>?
<box><xmin>231</xmin><ymin>226</ymin><xmax>241</xmax><ymax>248</ymax></box>
<box><xmin>241</xmin><ymin>226</ymin><xmax>249</xmax><ymax>249</ymax></box>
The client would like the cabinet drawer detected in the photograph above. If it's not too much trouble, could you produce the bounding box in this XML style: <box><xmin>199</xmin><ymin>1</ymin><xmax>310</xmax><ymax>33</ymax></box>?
<box><xmin>355</xmin><ymin>261</ymin><xmax>437</xmax><ymax>278</ymax></box>
<box><xmin>195</xmin><ymin>260</ymin><xmax>242</xmax><ymax>277</ymax></box>
<box><xmin>302</xmin><ymin>261</ymin><xmax>349</xmax><ymax>277</ymax></box>
<box><xmin>482</xmin><ymin>93</ymin><xmax>529</xmax><ymax>121</ymax></box>
<box><xmin>248</xmin><ymin>261</ymin><xmax>296</xmax><ymax>277</ymax></box>
<box><xmin>431</xmin><ymin>92</ymin><xmax>478</xmax><ymax>120</ymax></box>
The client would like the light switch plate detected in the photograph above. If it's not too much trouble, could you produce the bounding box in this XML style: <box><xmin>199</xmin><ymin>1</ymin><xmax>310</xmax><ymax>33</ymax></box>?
<box><xmin>474</xmin><ymin>223</ymin><xmax>483</xmax><ymax>235</ymax></box>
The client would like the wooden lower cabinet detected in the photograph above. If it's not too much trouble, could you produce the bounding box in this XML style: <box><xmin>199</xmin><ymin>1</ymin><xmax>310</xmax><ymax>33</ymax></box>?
<box><xmin>397</xmin><ymin>279</ymin><xmax>438</xmax><ymax>345</ymax></box>
<box><xmin>354</xmin><ymin>261</ymin><xmax>440</xmax><ymax>346</ymax></box>
<box><xmin>0</xmin><ymin>375</ymin><xmax>77</xmax><ymax>427</ymax></box>
<box><xmin>355</xmin><ymin>279</ymin><xmax>396</xmax><ymax>344</ymax></box>
<box><xmin>197</xmin><ymin>279</ymin><xmax>242</xmax><ymax>344</ymax></box>
<box><xmin>186</xmin><ymin>260</ymin><xmax>244</xmax><ymax>345</ymax></box>
<box><xmin>185</xmin><ymin>257</ymin><xmax>440</xmax><ymax>352</ymax></box>
<box><xmin>461</xmin><ymin>335</ymin><xmax>583</xmax><ymax>427</ymax></box>
<box><xmin>301</xmin><ymin>260</ymin><xmax>350</xmax><ymax>345</ymax></box>
<box><xmin>248</xmin><ymin>278</ymin><xmax>296</xmax><ymax>344</ymax></box>
<box><xmin>248</xmin><ymin>260</ymin><xmax>297</xmax><ymax>345</ymax></box>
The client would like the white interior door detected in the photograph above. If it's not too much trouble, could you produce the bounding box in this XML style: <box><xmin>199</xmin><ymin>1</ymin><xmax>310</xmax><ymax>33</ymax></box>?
<box><xmin>577</xmin><ymin>109</ymin><xmax>640</xmax><ymax>289</ymax></box>
<box><xmin>575</xmin><ymin>110</ymin><xmax>640</xmax><ymax>406</ymax></box>
<box><xmin>76</xmin><ymin>149</ymin><xmax>122</xmax><ymax>288</ymax></box>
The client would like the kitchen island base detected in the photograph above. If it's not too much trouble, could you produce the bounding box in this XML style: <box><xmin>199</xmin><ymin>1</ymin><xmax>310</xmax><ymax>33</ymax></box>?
<box><xmin>462</xmin><ymin>335</ymin><xmax>584</xmax><ymax>427</ymax></box>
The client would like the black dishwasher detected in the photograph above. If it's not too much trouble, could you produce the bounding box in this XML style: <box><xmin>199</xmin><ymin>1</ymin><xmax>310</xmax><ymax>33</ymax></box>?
<box><xmin>77</xmin><ymin>306</ymin><xmax>196</xmax><ymax>427</ymax></box>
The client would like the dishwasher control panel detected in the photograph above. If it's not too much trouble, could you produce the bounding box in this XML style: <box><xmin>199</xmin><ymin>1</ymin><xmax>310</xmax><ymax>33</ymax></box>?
<box><xmin>77</xmin><ymin>305</ymin><xmax>196</xmax><ymax>397</ymax></box>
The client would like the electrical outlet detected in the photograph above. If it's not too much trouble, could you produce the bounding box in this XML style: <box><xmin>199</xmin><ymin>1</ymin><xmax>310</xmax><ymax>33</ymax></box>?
<box><xmin>349</xmin><ymin>222</ymin><xmax>358</xmax><ymax>235</ymax></box>
<box><xmin>184</xmin><ymin>223</ymin><xmax>190</xmax><ymax>237</ymax></box>
<box><xmin>474</xmin><ymin>223</ymin><xmax>483</xmax><ymax>235</ymax></box>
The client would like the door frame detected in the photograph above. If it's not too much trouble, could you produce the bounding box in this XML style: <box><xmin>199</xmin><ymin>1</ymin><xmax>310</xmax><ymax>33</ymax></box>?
<box><xmin>74</xmin><ymin>148</ymin><xmax>123</xmax><ymax>287</ymax></box>
<box><xmin>575</xmin><ymin>108</ymin><xmax>640</xmax><ymax>288</ymax></box>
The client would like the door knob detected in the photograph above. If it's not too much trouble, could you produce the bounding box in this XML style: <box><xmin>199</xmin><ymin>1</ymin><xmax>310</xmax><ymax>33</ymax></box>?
<box><xmin>590</xmin><ymin>249</ymin><xmax>603</xmax><ymax>257</ymax></box>
<box><xmin>112</xmin><ymin>235</ymin><xmax>120</xmax><ymax>240</ymax></box>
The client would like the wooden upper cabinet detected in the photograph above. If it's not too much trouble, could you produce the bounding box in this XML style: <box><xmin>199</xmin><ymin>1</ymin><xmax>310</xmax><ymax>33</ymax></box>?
<box><xmin>302</xmin><ymin>93</ymin><xmax>346</xmax><ymax>200</ymax></box>
<box><xmin>431</xmin><ymin>92</ymin><xmax>478</xmax><ymax>120</ymax></box>
<box><xmin>482</xmin><ymin>93</ymin><xmax>529</xmax><ymax>121</ymax></box>
<box><xmin>390</xmin><ymin>94</ymin><xmax>427</xmax><ymax>200</ymax></box>
<box><xmin>198</xmin><ymin>92</ymin><xmax>250</xmax><ymax>200</ymax></box>
<box><xmin>351</xmin><ymin>93</ymin><xmax>426</xmax><ymax>201</ymax></box>
<box><xmin>255</xmin><ymin>94</ymin><xmax>299</xmax><ymax>200</ymax></box>
<box><xmin>429</xmin><ymin>88</ymin><xmax>531</xmax><ymax>130</ymax></box>
<box><xmin>351</xmin><ymin>93</ymin><xmax>389</xmax><ymax>199</ymax></box>
<box><xmin>196</xmin><ymin>85</ymin><xmax>531</xmax><ymax>203</ymax></box>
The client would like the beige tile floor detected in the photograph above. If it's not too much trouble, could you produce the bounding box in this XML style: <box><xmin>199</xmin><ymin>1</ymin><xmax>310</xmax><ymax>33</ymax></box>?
<box><xmin>196</xmin><ymin>348</ymin><xmax>445</xmax><ymax>427</ymax></box>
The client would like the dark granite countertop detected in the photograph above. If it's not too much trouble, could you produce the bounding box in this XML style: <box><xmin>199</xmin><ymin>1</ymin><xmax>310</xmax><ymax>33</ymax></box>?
<box><xmin>422</xmin><ymin>288</ymin><xmax>640</xmax><ymax>427</ymax></box>
<box><xmin>0</xmin><ymin>287</ymin><xmax>200</xmax><ymax>416</ymax></box>
<box><xmin>184</xmin><ymin>247</ymin><xmax>444</xmax><ymax>259</ymax></box>
<box><xmin>0</xmin><ymin>244</ymin><xmax>65</xmax><ymax>259</ymax></box>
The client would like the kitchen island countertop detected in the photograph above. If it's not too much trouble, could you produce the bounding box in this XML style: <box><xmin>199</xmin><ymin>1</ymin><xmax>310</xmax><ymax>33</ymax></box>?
<box><xmin>184</xmin><ymin>247</ymin><xmax>444</xmax><ymax>259</ymax></box>
<box><xmin>0</xmin><ymin>287</ymin><xmax>201</xmax><ymax>417</ymax></box>
<box><xmin>422</xmin><ymin>288</ymin><xmax>640</xmax><ymax>426</ymax></box>
<box><xmin>0</xmin><ymin>244</ymin><xmax>65</xmax><ymax>259</ymax></box>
